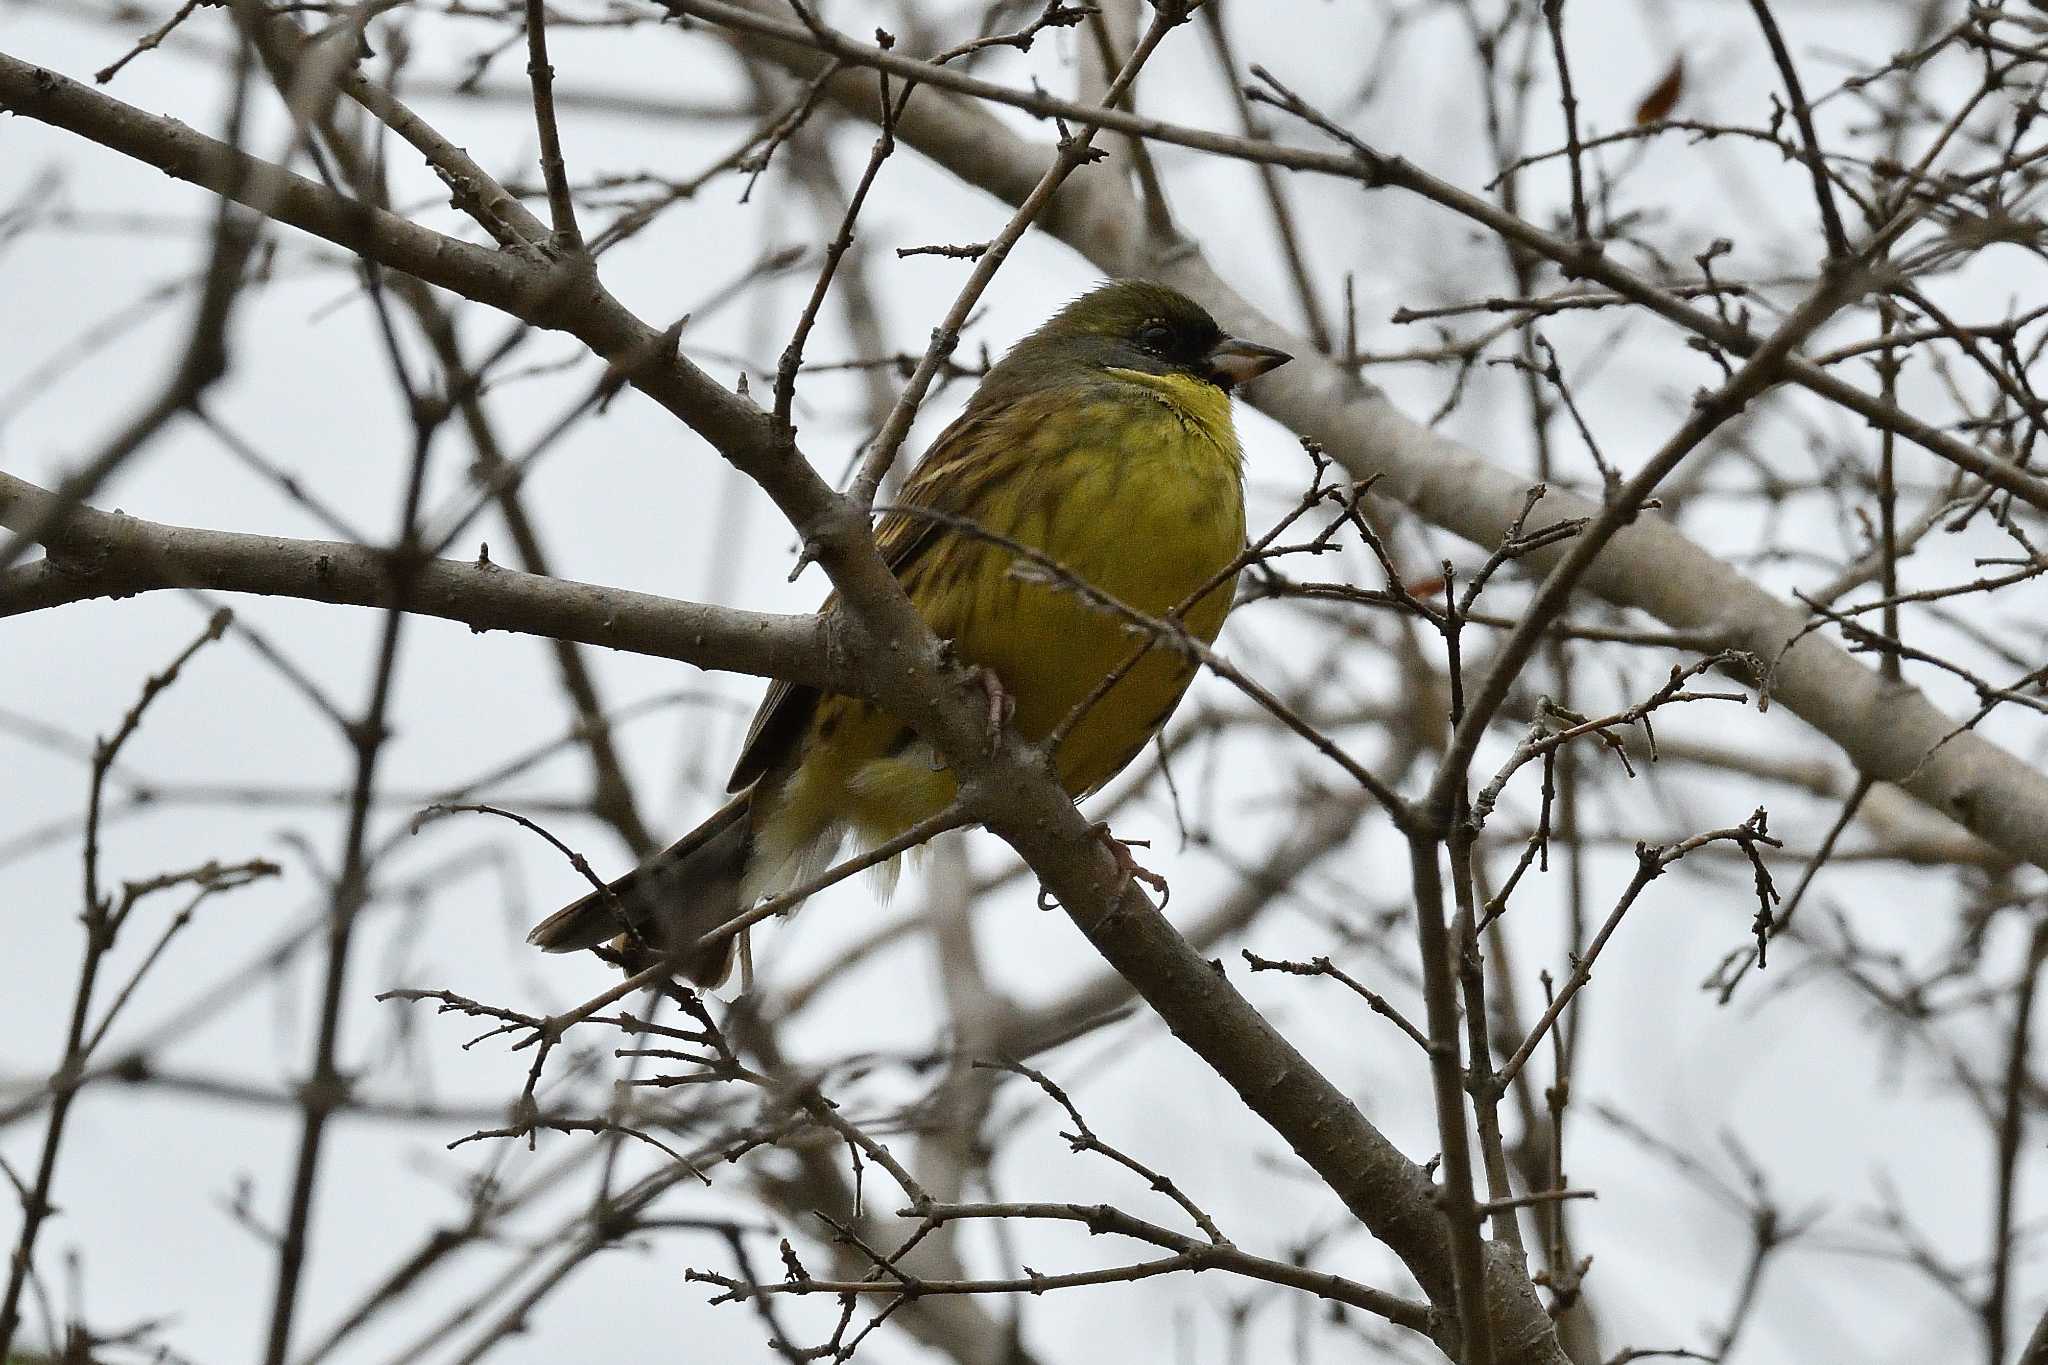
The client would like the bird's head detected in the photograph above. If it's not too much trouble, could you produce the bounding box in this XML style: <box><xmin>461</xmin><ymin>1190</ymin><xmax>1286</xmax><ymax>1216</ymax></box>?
<box><xmin>992</xmin><ymin>280</ymin><xmax>1292</xmax><ymax>397</ymax></box>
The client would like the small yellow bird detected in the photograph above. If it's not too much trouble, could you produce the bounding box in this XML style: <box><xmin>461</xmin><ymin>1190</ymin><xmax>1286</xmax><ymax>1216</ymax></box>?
<box><xmin>529</xmin><ymin>281</ymin><xmax>1290</xmax><ymax>982</ymax></box>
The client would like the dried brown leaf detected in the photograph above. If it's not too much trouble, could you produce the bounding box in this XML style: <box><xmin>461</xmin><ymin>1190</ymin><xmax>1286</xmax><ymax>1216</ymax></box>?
<box><xmin>1634</xmin><ymin>55</ymin><xmax>1685</xmax><ymax>125</ymax></box>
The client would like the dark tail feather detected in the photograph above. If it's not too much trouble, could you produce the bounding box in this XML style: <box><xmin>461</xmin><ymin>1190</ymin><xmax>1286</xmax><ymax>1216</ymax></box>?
<box><xmin>526</xmin><ymin>790</ymin><xmax>754</xmax><ymax>986</ymax></box>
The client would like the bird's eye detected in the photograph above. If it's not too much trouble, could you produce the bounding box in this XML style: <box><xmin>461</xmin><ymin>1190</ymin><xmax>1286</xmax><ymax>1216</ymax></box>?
<box><xmin>1136</xmin><ymin>322</ymin><xmax>1174</xmax><ymax>354</ymax></box>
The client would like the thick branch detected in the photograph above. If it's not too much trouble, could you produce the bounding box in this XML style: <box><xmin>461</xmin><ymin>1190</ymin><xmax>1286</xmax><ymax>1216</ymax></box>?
<box><xmin>0</xmin><ymin>471</ymin><xmax>831</xmax><ymax>689</ymax></box>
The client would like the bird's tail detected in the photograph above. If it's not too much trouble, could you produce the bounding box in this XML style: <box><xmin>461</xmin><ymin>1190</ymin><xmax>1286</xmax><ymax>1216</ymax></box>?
<box><xmin>525</xmin><ymin>789</ymin><xmax>755</xmax><ymax>986</ymax></box>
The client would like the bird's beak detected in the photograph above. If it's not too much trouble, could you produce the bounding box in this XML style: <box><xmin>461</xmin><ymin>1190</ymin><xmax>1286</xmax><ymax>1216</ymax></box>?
<box><xmin>1203</xmin><ymin>335</ymin><xmax>1293</xmax><ymax>390</ymax></box>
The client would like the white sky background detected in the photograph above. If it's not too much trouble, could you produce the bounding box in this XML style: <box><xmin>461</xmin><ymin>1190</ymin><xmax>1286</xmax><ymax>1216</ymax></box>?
<box><xmin>1</xmin><ymin>0</ymin><xmax>2041</xmax><ymax>1362</ymax></box>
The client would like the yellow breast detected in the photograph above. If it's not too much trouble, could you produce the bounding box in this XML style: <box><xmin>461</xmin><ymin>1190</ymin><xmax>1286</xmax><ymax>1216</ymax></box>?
<box><xmin>948</xmin><ymin>373</ymin><xmax>1245</xmax><ymax>793</ymax></box>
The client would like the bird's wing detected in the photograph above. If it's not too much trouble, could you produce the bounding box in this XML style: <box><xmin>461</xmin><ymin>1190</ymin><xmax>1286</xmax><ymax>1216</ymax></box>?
<box><xmin>725</xmin><ymin>393</ymin><xmax>1041</xmax><ymax>792</ymax></box>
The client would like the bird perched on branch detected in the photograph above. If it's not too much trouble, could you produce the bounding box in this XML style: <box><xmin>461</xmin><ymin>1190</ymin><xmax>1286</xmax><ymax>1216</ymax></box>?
<box><xmin>528</xmin><ymin>280</ymin><xmax>1291</xmax><ymax>985</ymax></box>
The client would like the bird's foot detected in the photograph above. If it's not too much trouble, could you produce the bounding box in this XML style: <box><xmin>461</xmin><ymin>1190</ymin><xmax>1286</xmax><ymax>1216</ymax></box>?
<box><xmin>970</xmin><ymin>665</ymin><xmax>1015</xmax><ymax>742</ymax></box>
<box><xmin>1092</xmin><ymin>822</ymin><xmax>1170</xmax><ymax>906</ymax></box>
<box><xmin>927</xmin><ymin>666</ymin><xmax>1016</xmax><ymax>771</ymax></box>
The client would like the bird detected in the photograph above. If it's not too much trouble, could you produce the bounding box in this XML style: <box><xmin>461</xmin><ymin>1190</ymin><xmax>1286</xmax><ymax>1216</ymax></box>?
<box><xmin>527</xmin><ymin>280</ymin><xmax>1291</xmax><ymax>985</ymax></box>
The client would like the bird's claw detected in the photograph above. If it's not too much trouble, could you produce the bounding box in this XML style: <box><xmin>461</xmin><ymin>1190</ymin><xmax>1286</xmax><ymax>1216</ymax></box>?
<box><xmin>972</xmin><ymin>665</ymin><xmax>1015</xmax><ymax>742</ymax></box>
<box><xmin>928</xmin><ymin>667</ymin><xmax>1016</xmax><ymax>771</ymax></box>
<box><xmin>1092</xmin><ymin>822</ymin><xmax>1170</xmax><ymax>906</ymax></box>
